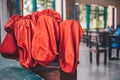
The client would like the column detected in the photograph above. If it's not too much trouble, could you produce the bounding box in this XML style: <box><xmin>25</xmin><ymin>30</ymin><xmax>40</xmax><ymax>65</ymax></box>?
<box><xmin>32</xmin><ymin>0</ymin><xmax>37</xmax><ymax>12</ymax></box>
<box><xmin>104</xmin><ymin>6</ymin><xmax>107</xmax><ymax>28</ymax></box>
<box><xmin>86</xmin><ymin>4</ymin><xmax>90</xmax><ymax>32</ymax></box>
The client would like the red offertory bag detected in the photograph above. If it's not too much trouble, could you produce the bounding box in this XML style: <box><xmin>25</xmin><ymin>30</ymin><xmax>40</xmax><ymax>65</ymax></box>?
<box><xmin>59</xmin><ymin>20</ymin><xmax>82</xmax><ymax>73</ymax></box>
<box><xmin>0</xmin><ymin>33</ymin><xmax>17</xmax><ymax>59</ymax></box>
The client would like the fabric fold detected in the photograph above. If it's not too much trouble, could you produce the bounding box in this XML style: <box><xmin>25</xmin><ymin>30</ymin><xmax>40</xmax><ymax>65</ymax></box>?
<box><xmin>0</xmin><ymin>33</ymin><xmax>18</xmax><ymax>59</ymax></box>
<box><xmin>32</xmin><ymin>9</ymin><xmax>62</xmax><ymax>66</ymax></box>
<box><xmin>59</xmin><ymin>20</ymin><xmax>82</xmax><ymax>73</ymax></box>
<box><xmin>0</xmin><ymin>9</ymin><xmax>82</xmax><ymax>74</ymax></box>
<box><xmin>0</xmin><ymin>14</ymin><xmax>20</xmax><ymax>59</ymax></box>
<box><xmin>14</xmin><ymin>15</ymin><xmax>37</xmax><ymax>69</ymax></box>
<box><xmin>32</xmin><ymin>15</ymin><xmax>59</xmax><ymax>66</ymax></box>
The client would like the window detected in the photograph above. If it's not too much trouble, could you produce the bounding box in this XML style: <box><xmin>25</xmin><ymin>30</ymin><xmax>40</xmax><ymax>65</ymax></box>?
<box><xmin>23</xmin><ymin>0</ymin><xmax>33</xmax><ymax>15</ymax></box>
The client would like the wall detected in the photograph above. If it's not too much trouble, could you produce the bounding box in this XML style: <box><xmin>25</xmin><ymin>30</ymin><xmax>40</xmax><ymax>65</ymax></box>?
<box><xmin>56</xmin><ymin>0</ymin><xmax>62</xmax><ymax>16</ymax></box>
<box><xmin>117</xmin><ymin>4</ymin><xmax>120</xmax><ymax>25</ymax></box>
<box><xmin>0</xmin><ymin>0</ymin><xmax>9</xmax><ymax>43</ymax></box>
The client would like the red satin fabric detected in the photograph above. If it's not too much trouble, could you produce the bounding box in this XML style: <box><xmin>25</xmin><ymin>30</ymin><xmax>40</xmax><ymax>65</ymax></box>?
<box><xmin>14</xmin><ymin>15</ymin><xmax>36</xmax><ymax>69</ymax></box>
<box><xmin>32</xmin><ymin>9</ymin><xmax>62</xmax><ymax>26</ymax></box>
<box><xmin>40</xmin><ymin>9</ymin><xmax>62</xmax><ymax>23</ymax></box>
<box><xmin>59</xmin><ymin>20</ymin><xmax>82</xmax><ymax>73</ymax></box>
<box><xmin>4</xmin><ymin>14</ymin><xmax>21</xmax><ymax>33</ymax></box>
<box><xmin>32</xmin><ymin>15</ymin><xmax>60</xmax><ymax>66</ymax></box>
<box><xmin>0</xmin><ymin>9</ymin><xmax>82</xmax><ymax>73</ymax></box>
<box><xmin>32</xmin><ymin>9</ymin><xmax>62</xmax><ymax>41</ymax></box>
<box><xmin>40</xmin><ymin>9</ymin><xmax>62</xmax><ymax>41</ymax></box>
<box><xmin>31</xmin><ymin>11</ymin><xmax>41</xmax><ymax>27</ymax></box>
<box><xmin>31</xmin><ymin>9</ymin><xmax>62</xmax><ymax>66</ymax></box>
<box><xmin>0</xmin><ymin>14</ymin><xmax>20</xmax><ymax>59</ymax></box>
<box><xmin>0</xmin><ymin>33</ymin><xmax>17</xmax><ymax>59</ymax></box>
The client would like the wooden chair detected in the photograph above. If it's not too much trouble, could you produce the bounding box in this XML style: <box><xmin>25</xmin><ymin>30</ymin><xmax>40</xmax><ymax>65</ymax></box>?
<box><xmin>88</xmin><ymin>32</ymin><xmax>108</xmax><ymax>65</ymax></box>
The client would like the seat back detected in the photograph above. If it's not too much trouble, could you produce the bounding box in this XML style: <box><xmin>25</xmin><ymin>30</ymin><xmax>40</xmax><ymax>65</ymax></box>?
<box><xmin>88</xmin><ymin>31</ymin><xmax>97</xmax><ymax>48</ymax></box>
<box><xmin>97</xmin><ymin>32</ymin><xmax>108</xmax><ymax>48</ymax></box>
<box><xmin>88</xmin><ymin>32</ymin><xmax>108</xmax><ymax>50</ymax></box>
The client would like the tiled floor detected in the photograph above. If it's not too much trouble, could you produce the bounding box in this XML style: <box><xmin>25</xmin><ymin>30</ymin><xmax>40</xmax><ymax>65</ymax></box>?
<box><xmin>77</xmin><ymin>42</ymin><xmax>120</xmax><ymax>80</ymax></box>
<box><xmin>0</xmin><ymin>55</ymin><xmax>44</xmax><ymax>80</ymax></box>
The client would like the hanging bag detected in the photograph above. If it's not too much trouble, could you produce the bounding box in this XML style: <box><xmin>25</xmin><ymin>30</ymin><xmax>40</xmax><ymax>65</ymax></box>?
<box><xmin>0</xmin><ymin>33</ymin><xmax>17</xmax><ymax>59</ymax></box>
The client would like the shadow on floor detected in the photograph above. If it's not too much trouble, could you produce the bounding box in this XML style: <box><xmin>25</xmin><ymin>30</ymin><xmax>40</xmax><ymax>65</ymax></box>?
<box><xmin>0</xmin><ymin>67</ymin><xmax>44</xmax><ymax>80</ymax></box>
<box><xmin>0</xmin><ymin>55</ymin><xmax>44</xmax><ymax>80</ymax></box>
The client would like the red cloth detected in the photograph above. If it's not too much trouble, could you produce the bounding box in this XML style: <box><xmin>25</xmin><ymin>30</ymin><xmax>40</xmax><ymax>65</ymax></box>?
<box><xmin>31</xmin><ymin>9</ymin><xmax>62</xmax><ymax>66</ymax></box>
<box><xmin>31</xmin><ymin>11</ymin><xmax>40</xmax><ymax>27</ymax></box>
<box><xmin>32</xmin><ymin>9</ymin><xmax>62</xmax><ymax>27</ymax></box>
<box><xmin>0</xmin><ymin>14</ymin><xmax>20</xmax><ymax>59</ymax></box>
<box><xmin>4</xmin><ymin>14</ymin><xmax>21</xmax><ymax>33</ymax></box>
<box><xmin>14</xmin><ymin>15</ymin><xmax>37</xmax><ymax>69</ymax></box>
<box><xmin>0</xmin><ymin>33</ymin><xmax>17</xmax><ymax>59</ymax></box>
<box><xmin>59</xmin><ymin>20</ymin><xmax>82</xmax><ymax>73</ymax></box>
<box><xmin>40</xmin><ymin>9</ymin><xmax>62</xmax><ymax>41</ymax></box>
<box><xmin>1</xmin><ymin>9</ymin><xmax>62</xmax><ymax>68</ymax></box>
<box><xmin>0</xmin><ymin>10</ymin><xmax>82</xmax><ymax>74</ymax></box>
<box><xmin>32</xmin><ymin>15</ymin><xmax>59</xmax><ymax>66</ymax></box>
<box><xmin>40</xmin><ymin>9</ymin><xmax>62</xmax><ymax>23</ymax></box>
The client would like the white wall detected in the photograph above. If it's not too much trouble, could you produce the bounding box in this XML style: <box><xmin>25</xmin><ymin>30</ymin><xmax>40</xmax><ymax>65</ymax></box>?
<box><xmin>56</xmin><ymin>0</ymin><xmax>62</xmax><ymax>16</ymax></box>
<box><xmin>0</xmin><ymin>0</ymin><xmax>9</xmax><ymax>43</ymax></box>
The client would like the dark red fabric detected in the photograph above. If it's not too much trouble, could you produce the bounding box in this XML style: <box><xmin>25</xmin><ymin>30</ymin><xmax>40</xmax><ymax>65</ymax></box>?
<box><xmin>32</xmin><ymin>15</ymin><xmax>59</xmax><ymax>66</ymax></box>
<box><xmin>4</xmin><ymin>14</ymin><xmax>21</xmax><ymax>33</ymax></box>
<box><xmin>40</xmin><ymin>9</ymin><xmax>62</xmax><ymax>51</ymax></box>
<box><xmin>32</xmin><ymin>9</ymin><xmax>62</xmax><ymax>27</ymax></box>
<box><xmin>0</xmin><ymin>10</ymin><xmax>82</xmax><ymax>74</ymax></box>
<box><xmin>0</xmin><ymin>14</ymin><xmax>20</xmax><ymax>59</ymax></box>
<box><xmin>14</xmin><ymin>15</ymin><xmax>37</xmax><ymax>69</ymax></box>
<box><xmin>0</xmin><ymin>33</ymin><xmax>17</xmax><ymax>59</ymax></box>
<box><xmin>32</xmin><ymin>11</ymin><xmax>41</xmax><ymax>26</ymax></box>
<box><xmin>59</xmin><ymin>20</ymin><xmax>82</xmax><ymax>73</ymax></box>
<box><xmin>40</xmin><ymin>9</ymin><xmax>62</xmax><ymax>23</ymax></box>
<box><xmin>31</xmin><ymin>9</ymin><xmax>62</xmax><ymax>66</ymax></box>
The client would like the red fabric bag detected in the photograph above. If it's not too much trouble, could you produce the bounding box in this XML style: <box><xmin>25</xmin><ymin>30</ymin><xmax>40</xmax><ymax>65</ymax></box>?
<box><xmin>32</xmin><ymin>15</ymin><xmax>59</xmax><ymax>66</ymax></box>
<box><xmin>4</xmin><ymin>14</ymin><xmax>20</xmax><ymax>33</ymax></box>
<box><xmin>0</xmin><ymin>14</ymin><xmax>20</xmax><ymax>59</ymax></box>
<box><xmin>14</xmin><ymin>15</ymin><xmax>37</xmax><ymax>69</ymax></box>
<box><xmin>59</xmin><ymin>20</ymin><xmax>82</xmax><ymax>73</ymax></box>
<box><xmin>32</xmin><ymin>9</ymin><xmax>62</xmax><ymax>66</ymax></box>
<box><xmin>0</xmin><ymin>33</ymin><xmax>17</xmax><ymax>59</ymax></box>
